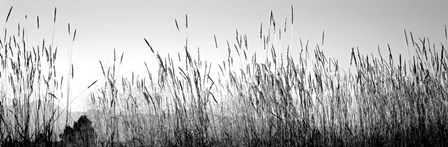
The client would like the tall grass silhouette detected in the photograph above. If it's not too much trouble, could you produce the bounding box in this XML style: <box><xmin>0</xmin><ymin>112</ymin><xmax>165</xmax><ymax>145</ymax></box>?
<box><xmin>0</xmin><ymin>6</ymin><xmax>76</xmax><ymax>146</ymax></box>
<box><xmin>1</xmin><ymin>5</ymin><xmax>448</xmax><ymax>147</ymax></box>
<box><xmin>86</xmin><ymin>7</ymin><xmax>448</xmax><ymax>147</ymax></box>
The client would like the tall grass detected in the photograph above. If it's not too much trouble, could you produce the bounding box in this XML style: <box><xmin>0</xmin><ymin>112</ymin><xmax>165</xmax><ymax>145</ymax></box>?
<box><xmin>1</xmin><ymin>5</ymin><xmax>447</xmax><ymax>147</ymax></box>
<box><xmin>0</xmin><ymin>6</ymin><xmax>75</xmax><ymax>146</ymax></box>
<box><xmin>87</xmin><ymin>7</ymin><xmax>448</xmax><ymax>147</ymax></box>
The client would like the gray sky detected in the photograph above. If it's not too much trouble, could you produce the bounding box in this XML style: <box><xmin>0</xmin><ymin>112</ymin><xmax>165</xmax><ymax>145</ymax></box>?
<box><xmin>1</xmin><ymin>0</ymin><xmax>448</xmax><ymax>111</ymax></box>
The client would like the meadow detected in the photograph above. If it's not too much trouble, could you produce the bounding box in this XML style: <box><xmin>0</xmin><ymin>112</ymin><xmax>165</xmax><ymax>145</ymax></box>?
<box><xmin>1</xmin><ymin>6</ymin><xmax>448</xmax><ymax>147</ymax></box>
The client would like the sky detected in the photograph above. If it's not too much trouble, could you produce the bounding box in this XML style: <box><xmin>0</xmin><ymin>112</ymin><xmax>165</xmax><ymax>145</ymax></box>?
<box><xmin>1</xmin><ymin>0</ymin><xmax>448</xmax><ymax>111</ymax></box>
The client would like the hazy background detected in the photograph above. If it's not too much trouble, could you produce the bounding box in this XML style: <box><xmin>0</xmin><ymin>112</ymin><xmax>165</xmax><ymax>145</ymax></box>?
<box><xmin>1</xmin><ymin>0</ymin><xmax>447</xmax><ymax>111</ymax></box>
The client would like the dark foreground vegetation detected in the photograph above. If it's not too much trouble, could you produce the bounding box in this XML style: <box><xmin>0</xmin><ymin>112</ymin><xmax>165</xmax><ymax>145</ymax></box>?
<box><xmin>1</xmin><ymin>6</ymin><xmax>448</xmax><ymax>147</ymax></box>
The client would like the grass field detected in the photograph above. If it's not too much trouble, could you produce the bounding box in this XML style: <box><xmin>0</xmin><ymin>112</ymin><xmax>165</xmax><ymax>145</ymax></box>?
<box><xmin>1</xmin><ymin>6</ymin><xmax>448</xmax><ymax>147</ymax></box>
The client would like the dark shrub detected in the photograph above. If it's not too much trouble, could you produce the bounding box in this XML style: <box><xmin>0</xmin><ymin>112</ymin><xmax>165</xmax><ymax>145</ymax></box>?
<box><xmin>60</xmin><ymin>115</ymin><xmax>97</xmax><ymax>146</ymax></box>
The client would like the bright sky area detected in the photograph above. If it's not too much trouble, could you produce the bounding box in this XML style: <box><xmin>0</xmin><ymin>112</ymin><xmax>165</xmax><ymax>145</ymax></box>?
<box><xmin>1</xmin><ymin>0</ymin><xmax>448</xmax><ymax>111</ymax></box>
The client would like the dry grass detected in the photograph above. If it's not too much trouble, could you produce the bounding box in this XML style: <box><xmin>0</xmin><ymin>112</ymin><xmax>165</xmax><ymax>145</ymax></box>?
<box><xmin>86</xmin><ymin>7</ymin><xmax>448</xmax><ymax>147</ymax></box>
<box><xmin>1</xmin><ymin>5</ymin><xmax>448</xmax><ymax>147</ymax></box>
<box><xmin>0</xmin><ymin>6</ymin><xmax>76</xmax><ymax>147</ymax></box>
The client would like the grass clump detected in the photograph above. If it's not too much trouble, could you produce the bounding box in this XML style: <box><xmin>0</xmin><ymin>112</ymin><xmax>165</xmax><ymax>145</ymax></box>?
<box><xmin>1</xmin><ymin>5</ymin><xmax>448</xmax><ymax>147</ymax></box>
<box><xmin>87</xmin><ymin>7</ymin><xmax>448</xmax><ymax>147</ymax></box>
<box><xmin>0</xmin><ymin>6</ymin><xmax>75</xmax><ymax>146</ymax></box>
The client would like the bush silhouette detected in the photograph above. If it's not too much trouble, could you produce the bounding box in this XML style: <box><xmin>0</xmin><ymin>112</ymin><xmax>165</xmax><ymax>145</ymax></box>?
<box><xmin>60</xmin><ymin>115</ymin><xmax>97</xmax><ymax>146</ymax></box>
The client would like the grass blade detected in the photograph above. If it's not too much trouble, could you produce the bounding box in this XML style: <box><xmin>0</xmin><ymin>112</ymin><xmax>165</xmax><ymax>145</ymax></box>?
<box><xmin>144</xmin><ymin>38</ymin><xmax>154</xmax><ymax>53</ymax></box>
<box><xmin>5</xmin><ymin>6</ymin><xmax>13</xmax><ymax>23</ymax></box>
